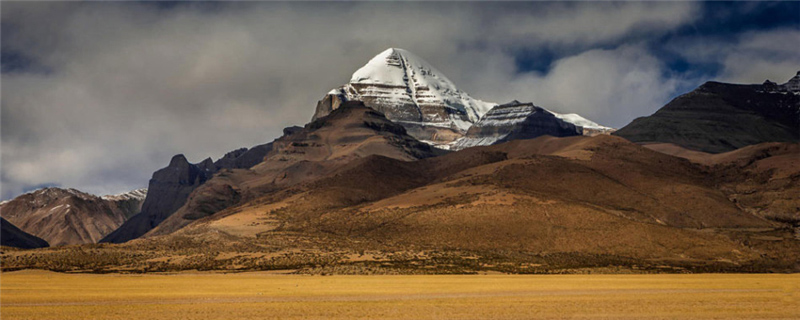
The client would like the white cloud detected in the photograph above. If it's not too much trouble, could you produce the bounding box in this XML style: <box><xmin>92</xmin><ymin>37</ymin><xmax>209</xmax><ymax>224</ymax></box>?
<box><xmin>487</xmin><ymin>2</ymin><xmax>699</xmax><ymax>48</ymax></box>
<box><xmin>468</xmin><ymin>45</ymin><xmax>682</xmax><ymax>128</ymax></box>
<box><xmin>1</xmin><ymin>2</ymin><xmax>702</xmax><ymax>199</ymax></box>
<box><xmin>664</xmin><ymin>28</ymin><xmax>800</xmax><ymax>84</ymax></box>
<box><xmin>717</xmin><ymin>29</ymin><xmax>800</xmax><ymax>84</ymax></box>
<box><xmin>534</xmin><ymin>46</ymin><xmax>681</xmax><ymax>127</ymax></box>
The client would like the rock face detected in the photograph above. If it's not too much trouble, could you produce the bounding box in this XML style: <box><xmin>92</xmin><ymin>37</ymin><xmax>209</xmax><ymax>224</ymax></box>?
<box><xmin>451</xmin><ymin>101</ymin><xmax>581</xmax><ymax>150</ymax></box>
<box><xmin>314</xmin><ymin>48</ymin><xmax>494</xmax><ymax>144</ymax></box>
<box><xmin>213</xmin><ymin>143</ymin><xmax>272</xmax><ymax>170</ymax></box>
<box><xmin>100</xmin><ymin>155</ymin><xmax>215</xmax><ymax>243</ymax></box>
<box><xmin>1</xmin><ymin>217</ymin><xmax>49</xmax><ymax>249</ymax></box>
<box><xmin>100</xmin><ymin>142</ymin><xmax>274</xmax><ymax>244</ymax></box>
<box><xmin>0</xmin><ymin>188</ymin><xmax>145</xmax><ymax>246</ymax></box>
<box><xmin>614</xmin><ymin>71</ymin><xmax>800</xmax><ymax>153</ymax></box>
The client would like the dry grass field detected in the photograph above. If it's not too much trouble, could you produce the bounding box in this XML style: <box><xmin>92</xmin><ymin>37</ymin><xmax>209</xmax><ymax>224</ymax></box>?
<box><xmin>1</xmin><ymin>271</ymin><xmax>798</xmax><ymax>320</ymax></box>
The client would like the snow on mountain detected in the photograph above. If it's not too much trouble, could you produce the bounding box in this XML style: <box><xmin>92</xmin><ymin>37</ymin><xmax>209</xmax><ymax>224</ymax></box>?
<box><xmin>546</xmin><ymin>110</ymin><xmax>616</xmax><ymax>136</ymax></box>
<box><xmin>315</xmin><ymin>48</ymin><xmax>613</xmax><ymax>147</ymax></box>
<box><xmin>315</xmin><ymin>48</ymin><xmax>495</xmax><ymax>145</ymax></box>
<box><xmin>349</xmin><ymin>48</ymin><xmax>494</xmax><ymax>125</ymax></box>
<box><xmin>101</xmin><ymin>188</ymin><xmax>148</xmax><ymax>202</ymax></box>
<box><xmin>779</xmin><ymin>71</ymin><xmax>800</xmax><ymax>92</ymax></box>
<box><xmin>1</xmin><ymin>187</ymin><xmax>146</xmax><ymax>246</ymax></box>
<box><xmin>761</xmin><ymin>71</ymin><xmax>800</xmax><ymax>95</ymax></box>
<box><xmin>450</xmin><ymin>101</ymin><xmax>581</xmax><ymax>150</ymax></box>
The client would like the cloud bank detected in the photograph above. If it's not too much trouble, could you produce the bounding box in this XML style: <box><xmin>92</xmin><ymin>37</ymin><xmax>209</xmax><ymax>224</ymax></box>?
<box><xmin>1</xmin><ymin>2</ymin><xmax>795</xmax><ymax>199</ymax></box>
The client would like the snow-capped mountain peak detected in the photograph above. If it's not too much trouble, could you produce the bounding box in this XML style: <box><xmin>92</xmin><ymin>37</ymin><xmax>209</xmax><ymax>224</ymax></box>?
<box><xmin>314</xmin><ymin>48</ymin><xmax>613</xmax><ymax>148</ymax></box>
<box><xmin>349</xmin><ymin>48</ymin><xmax>494</xmax><ymax>124</ymax></box>
<box><xmin>315</xmin><ymin>48</ymin><xmax>495</xmax><ymax>143</ymax></box>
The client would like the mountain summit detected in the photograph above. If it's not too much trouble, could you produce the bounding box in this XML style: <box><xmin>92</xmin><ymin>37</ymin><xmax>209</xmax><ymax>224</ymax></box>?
<box><xmin>315</xmin><ymin>48</ymin><xmax>494</xmax><ymax>144</ymax></box>
<box><xmin>315</xmin><ymin>48</ymin><xmax>612</xmax><ymax>148</ymax></box>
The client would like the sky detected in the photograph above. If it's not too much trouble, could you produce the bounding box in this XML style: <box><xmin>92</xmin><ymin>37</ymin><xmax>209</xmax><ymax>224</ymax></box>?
<box><xmin>1</xmin><ymin>1</ymin><xmax>799</xmax><ymax>200</ymax></box>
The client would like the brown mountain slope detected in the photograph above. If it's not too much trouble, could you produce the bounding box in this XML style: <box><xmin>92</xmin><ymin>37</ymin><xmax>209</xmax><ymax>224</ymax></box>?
<box><xmin>152</xmin><ymin>135</ymin><xmax>779</xmax><ymax>266</ymax></box>
<box><xmin>645</xmin><ymin>142</ymin><xmax>800</xmax><ymax>225</ymax></box>
<box><xmin>3</xmin><ymin>135</ymin><xmax>797</xmax><ymax>273</ymax></box>
<box><xmin>257</xmin><ymin>136</ymin><xmax>768</xmax><ymax>254</ymax></box>
<box><xmin>0</xmin><ymin>188</ymin><xmax>144</xmax><ymax>246</ymax></box>
<box><xmin>146</xmin><ymin>102</ymin><xmax>440</xmax><ymax>236</ymax></box>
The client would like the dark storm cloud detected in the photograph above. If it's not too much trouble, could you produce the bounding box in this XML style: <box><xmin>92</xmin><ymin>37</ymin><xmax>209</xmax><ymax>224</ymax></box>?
<box><xmin>0</xmin><ymin>2</ymin><xmax>795</xmax><ymax>200</ymax></box>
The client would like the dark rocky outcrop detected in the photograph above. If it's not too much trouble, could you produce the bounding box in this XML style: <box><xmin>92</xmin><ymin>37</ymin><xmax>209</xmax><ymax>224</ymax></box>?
<box><xmin>614</xmin><ymin>72</ymin><xmax>800</xmax><ymax>153</ymax></box>
<box><xmin>214</xmin><ymin>143</ymin><xmax>273</xmax><ymax>170</ymax></box>
<box><xmin>100</xmin><ymin>155</ymin><xmax>215</xmax><ymax>243</ymax></box>
<box><xmin>1</xmin><ymin>217</ymin><xmax>49</xmax><ymax>249</ymax></box>
<box><xmin>313</xmin><ymin>91</ymin><xmax>347</xmax><ymax>122</ymax></box>
<box><xmin>100</xmin><ymin>141</ymin><xmax>275</xmax><ymax>244</ymax></box>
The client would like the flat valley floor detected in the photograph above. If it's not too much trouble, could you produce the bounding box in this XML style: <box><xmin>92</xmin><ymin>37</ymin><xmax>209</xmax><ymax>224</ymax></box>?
<box><xmin>1</xmin><ymin>271</ymin><xmax>798</xmax><ymax>319</ymax></box>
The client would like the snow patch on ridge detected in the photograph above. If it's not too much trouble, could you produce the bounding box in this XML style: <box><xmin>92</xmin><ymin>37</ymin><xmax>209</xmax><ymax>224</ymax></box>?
<box><xmin>548</xmin><ymin>111</ymin><xmax>612</xmax><ymax>131</ymax></box>
<box><xmin>101</xmin><ymin>188</ymin><xmax>148</xmax><ymax>201</ymax></box>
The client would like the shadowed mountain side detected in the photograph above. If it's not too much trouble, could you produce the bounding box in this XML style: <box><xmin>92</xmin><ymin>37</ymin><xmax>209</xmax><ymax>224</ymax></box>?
<box><xmin>279</xmin><ymin>135</ymin><xmax>768</xmax><ymax>241</ymax></box>
<box><xmin>614</xmin><ymin>78</ymin><xmax>800</xmax><ymax>153</ymax></box>
<box><xmin>101</xmin><ymin>139</ymin><xmax>274</xmax><ymax>244</ymax></box>
<box><xmin>100</xmin><ymin>155</ymin><xmax>216</xmax><ymax>243</ymax></box>
<box><xmin>146</xmin><ymin>135</ymin><xmax>777</xmax><ymax>267</ymax></box>
<box><xmin>146</xmin><ymin>102</ymin><xmax>441</xmax><ymax>236</ymax></box>
<box><xmin>184</xmin><ymin>148</ymin><xmax>510</xmax><ymax>240</ymax></box>
<box><xmin>5</xmin><ymin>135</ymin><xmax>797</xmax><ymax>273</ymax></box>
<box><xmin>645</xmin><ymin>142</ymin><xmax>800</xmax><ymax>225</ymax></box>
<box><xmin>1</xmin><ymin>217</ymin><xmax>49</xmax><ymax>249</ymax></box>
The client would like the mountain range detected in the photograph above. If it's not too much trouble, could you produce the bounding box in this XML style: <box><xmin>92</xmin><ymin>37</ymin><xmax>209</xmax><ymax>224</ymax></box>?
<box><xmin>1</xmin><ymin>48</ymin><xmax>798</xmax><ymax>274</ymax></box>
<box><xmin>0</xmin><ymin>188</ymin><xmax>146</xmax><ymax>246</ymax></box>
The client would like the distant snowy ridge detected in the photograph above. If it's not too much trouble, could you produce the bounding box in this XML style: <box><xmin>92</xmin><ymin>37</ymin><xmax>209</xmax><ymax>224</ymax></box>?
<box><xmin>101</xmin><ymin>188</ymin><xmax>148</xmax><ymax>201</ymax></box>
<box><xmin>762</xmin><ymin>71</ymin><xmax>800</xmax><ymax>94</ymax></box>
<box><xmin>450</xmin><ymin>100</ymin><xmax>582</xmax><ymax>150</ymax></box>
<box><xmin>548</xmin><ymin>112</ymin><xmax>610</xmax><ymax>131</ymax></box>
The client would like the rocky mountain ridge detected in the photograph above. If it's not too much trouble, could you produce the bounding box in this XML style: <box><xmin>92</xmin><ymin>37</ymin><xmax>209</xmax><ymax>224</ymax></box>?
<box><xmin>0</xmin><ymin>187</ymin><xmax>146</xmax><ymax>246</ymax></box>
<box><xmin>614</xmin><ymin>71</ymin><xmax>800</xmax><ymax>153</ymax></box>
<box><xmin>101</xmin><ymin>141</ymin><xmax>273</xmax><ymax>244</ymax></box>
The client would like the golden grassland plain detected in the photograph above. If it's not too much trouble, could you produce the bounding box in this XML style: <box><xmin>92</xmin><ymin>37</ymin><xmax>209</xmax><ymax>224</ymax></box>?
<box><xmin>1</xmin><ymin>271</ymin><xmax>798</xmax><ymax>320</ymax></box>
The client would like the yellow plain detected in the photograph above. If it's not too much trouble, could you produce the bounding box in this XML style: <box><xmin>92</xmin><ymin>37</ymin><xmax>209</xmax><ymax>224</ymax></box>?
<box><xmin>1</xmin><ymin>270</ymin><xmax>798</xmax><ymax>320</ymax></box>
